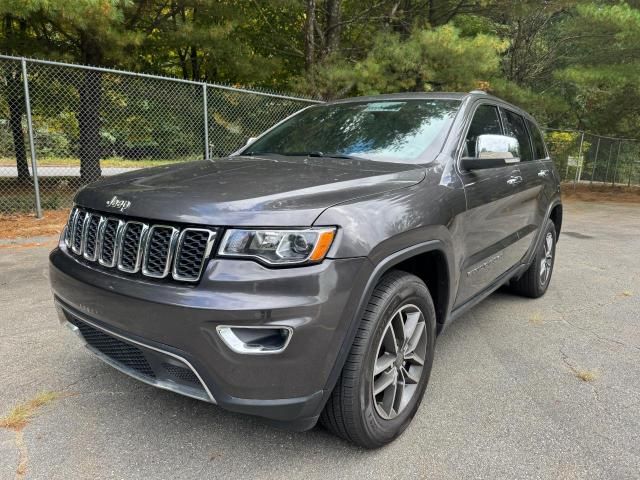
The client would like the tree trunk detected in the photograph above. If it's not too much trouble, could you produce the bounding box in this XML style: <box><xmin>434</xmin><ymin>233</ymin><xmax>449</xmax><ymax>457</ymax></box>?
<box><xmin>190</xmin><ymin>45</ymin><xmax>200</xmax><ymax>81</ymax></box>
<box><xmin>77</xmin><ymin>34</ymin><xmax>103</xmax><ymax>183</ymax></box>
<box><xmin>304</xmin><ymin>0</ymin><xmax>316</xmax><ymax>70</ymax></box>
<box><xmin>323</xmin><ymin>0</ymin><xmax>342</xmax><ymax>57</ymax></box>
<box><xmin>5</xmin><ymin>68</ymin><xmax>31</xmax><ymax>182</ymax></box>
<box><xmin>2</xmin><ymin>15</ymin><xmax>31</xmax><ymax>183</ymax></box>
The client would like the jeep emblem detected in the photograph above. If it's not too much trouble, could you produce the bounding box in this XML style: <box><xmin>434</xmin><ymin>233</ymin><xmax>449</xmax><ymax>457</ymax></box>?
<box><xmin>105</xmin><ymin>195</ymin><xmax>132</xmax><ymax>212</ymax></box>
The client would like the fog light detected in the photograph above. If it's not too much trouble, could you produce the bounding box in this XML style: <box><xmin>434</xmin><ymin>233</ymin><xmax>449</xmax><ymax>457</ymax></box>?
<box><xmin>216</xmin><ymin>326</ymin><xmax>292</xmax><ymax>354</ymax></box>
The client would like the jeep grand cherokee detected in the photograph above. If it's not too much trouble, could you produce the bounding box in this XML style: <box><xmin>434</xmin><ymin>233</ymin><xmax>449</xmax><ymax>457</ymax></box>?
<box><xmin>50</xmin><ymin>91</ymin><xmax>562</xmax><ymax>448</ymax></box>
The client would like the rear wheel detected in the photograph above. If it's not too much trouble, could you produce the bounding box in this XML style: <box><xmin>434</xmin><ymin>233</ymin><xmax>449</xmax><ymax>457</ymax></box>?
<box><xmin>320</xmin><ymin>270</ymin><xmax>436</xmax><ymax>448</ymax></box>
<box><xmin>510</xmin><ymin>220</ymin><xmax>556</xmax><ymax>298</ymax></box>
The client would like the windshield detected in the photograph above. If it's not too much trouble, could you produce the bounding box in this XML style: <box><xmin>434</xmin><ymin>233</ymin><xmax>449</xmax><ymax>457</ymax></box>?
<box><xmin>242</xmin><ymin>99</ymin><xmax>460</xmax><ymax>163</ymax></box>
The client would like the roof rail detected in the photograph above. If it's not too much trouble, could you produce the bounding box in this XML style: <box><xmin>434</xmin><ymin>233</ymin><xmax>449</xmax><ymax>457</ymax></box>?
<box><xmin>469</xmin><ymin>90</ymin><xmax>487</xmax><ymax>94</ymax></box>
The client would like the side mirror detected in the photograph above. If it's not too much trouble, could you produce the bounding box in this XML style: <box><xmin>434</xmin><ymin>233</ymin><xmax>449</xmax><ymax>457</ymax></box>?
<box><xmin>461</xmin><ymin>134</ymin><xmax>520</xmax><ymax>170</ymax></box>
<box><xmin>245</xmin><ymin>137</ymin><xmax>257</xmax><ymax>146</ymax></box>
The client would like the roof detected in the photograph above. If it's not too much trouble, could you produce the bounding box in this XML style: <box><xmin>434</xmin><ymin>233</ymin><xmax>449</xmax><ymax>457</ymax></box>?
<box><xmin>325</xmin><ymin>91</ymin><xmax>536</xmax><ymax>123</ymax></box>
<box><xmin>328</xmin><ymin>92</ymin><xmax>471</xmax><ymax>104</ymax></box>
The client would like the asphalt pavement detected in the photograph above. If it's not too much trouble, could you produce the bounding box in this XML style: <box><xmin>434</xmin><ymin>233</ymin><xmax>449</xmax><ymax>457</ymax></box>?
<box><xmin>1</xmin><ymin>201</ymin><xmax>639</xmax><ymax>479</ymax></box>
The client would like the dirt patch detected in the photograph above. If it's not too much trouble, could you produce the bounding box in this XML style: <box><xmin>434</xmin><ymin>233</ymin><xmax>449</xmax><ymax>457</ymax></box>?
<box><xmin>0</xmin><ymin>240</ymin><xmax>59</xmax><ymax>250</ymax></box>
<box><xmin>562</xmin><ymin>183</ymin><xmax>640</xmax><ymax>203</ymax></box>
<box><xmin>0</xmin><ymin>210</ymin><xmax>68</xmax><ymax>240</ymax></box>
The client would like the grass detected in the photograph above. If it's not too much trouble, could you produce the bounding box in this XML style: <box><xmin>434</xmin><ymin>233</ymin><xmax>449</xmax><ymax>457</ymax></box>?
<box><xmin>574</xmin><ymin>369</ymin><xmax>599</xmax><ymax>383</ymax></box>
<box><xmin>0</xmin><ymin>156</ymin><xmax>196</xmax><ymax>169</ymax></box>
<box><xmin>529</xmin><ymin>312</ymin><xmax>544</xmax><ymax>325</ymax></box>
<box><xmin>0</xmin><ymin>391</ymin><xmax>61</xmax><ymax>431</ymax></box>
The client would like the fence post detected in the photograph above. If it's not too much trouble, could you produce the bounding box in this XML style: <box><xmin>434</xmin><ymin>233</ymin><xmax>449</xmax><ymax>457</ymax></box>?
<box><xmin>604</xmin><ymin>141</ymin><xmax>613</xmax><ymax>184</ymax></box>
<box><xmin>202</xmin><ymin>83</ymin><xmax>210</xmax><ymax>161</ymax></box>
<box><xmin>21</xmin><ymin>58</ymin><xmax>42</xmax><ymax>218</ymax></box>
<box><xmin>590</xmin><ymin>137</ymin><xmax>600</xmax><ymax>185</ymax></box>
<box><xmin>612</xmin><ymin>141</ymin><xmax>621</xmax><ymax>186</ymax></box>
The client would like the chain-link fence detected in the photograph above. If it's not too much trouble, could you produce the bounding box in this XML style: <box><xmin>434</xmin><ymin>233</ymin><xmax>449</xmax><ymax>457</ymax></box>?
<box><xmin>0</xmin><ymin>55</ymin><xmax>320</xmax><ymax>216</ymax></box>
<box><xmin>544</xmin><ymin>129</ymin><xmax>640</xmax><ymax>187</ymax></box>
<box><xmin>2</xmin><ymin>55</ymin><xmax>639</xmax><ymax>216</ymax></box>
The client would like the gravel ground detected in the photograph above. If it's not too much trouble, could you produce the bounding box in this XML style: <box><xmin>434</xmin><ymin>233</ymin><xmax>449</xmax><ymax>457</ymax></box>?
<box><xmin>1</xmin><ymin>200</ymin><xmax>639</xmax><ymax>479</ymax></box>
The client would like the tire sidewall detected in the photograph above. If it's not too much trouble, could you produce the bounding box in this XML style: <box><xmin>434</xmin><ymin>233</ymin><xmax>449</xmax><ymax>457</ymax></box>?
<box><xmin>357</xmin><ymin>277</ymin><xmax>436</xmax><ymax>446</ymax></box>
<box><xmin>535</xmin><ymin>221</ymin><xmax>557</xmax><ymax>293</ymax></box>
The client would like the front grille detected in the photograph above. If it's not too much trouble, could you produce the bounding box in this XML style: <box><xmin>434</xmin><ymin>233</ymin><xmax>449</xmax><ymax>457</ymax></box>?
<box><xmin>67</xmin><ymin>316</ymin><xmax>156</xmax><ymax>378</ymax></box>
<box><xmin>64</xmin><ymin>207</ymin><xmax>216</xmax><ymax>282</ymax></box>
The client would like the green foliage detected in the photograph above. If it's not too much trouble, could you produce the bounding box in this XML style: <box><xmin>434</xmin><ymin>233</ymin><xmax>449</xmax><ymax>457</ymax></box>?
<box><xmin>551</xmin><ymin>3</ymin><xmax>640</xmax><ymax>136</ymax></box>
<box><xmin>301</xmin><ymin>25</ymin><xmax>507</xmax><ymax>99</ymax></box>
<box><xmin>1</xmin><ymin>0</ymin><xmax>640</xmax><ymax>138</ymax></box>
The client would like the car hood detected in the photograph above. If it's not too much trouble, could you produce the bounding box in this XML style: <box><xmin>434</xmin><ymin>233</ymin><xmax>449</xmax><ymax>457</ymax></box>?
<box><xmin>75</xmin><ymin>155</ymin><xmax>425</xmax><ymax>226</ymax></box>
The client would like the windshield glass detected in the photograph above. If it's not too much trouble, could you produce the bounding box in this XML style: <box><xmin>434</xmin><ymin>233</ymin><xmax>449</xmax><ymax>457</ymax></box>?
<box><xmin>242</xmin><ymin>99</ymin><xmax>460</xmax><ymax>163</ymax></box>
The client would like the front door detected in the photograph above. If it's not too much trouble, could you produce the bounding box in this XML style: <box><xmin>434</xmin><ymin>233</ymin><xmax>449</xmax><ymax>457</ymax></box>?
<box><xmin>454</xmin><ymin>103</ymin><xmax>533</xmax><ymax>306</ymax></box>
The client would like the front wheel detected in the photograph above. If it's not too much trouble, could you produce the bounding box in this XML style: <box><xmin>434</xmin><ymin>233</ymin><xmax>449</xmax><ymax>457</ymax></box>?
<box><xmin>510</xmin><ymin>220</ymin><xmax>557</xmax><ymax>298</ymax></box>
<box><xmin>320</xmin><ymin>271</ymin><xmax>436</xmax><ymax>448</ymax></box>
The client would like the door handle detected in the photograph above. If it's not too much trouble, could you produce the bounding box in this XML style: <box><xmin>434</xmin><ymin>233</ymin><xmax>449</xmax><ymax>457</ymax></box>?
<box><xmin>507</xmin><ymin>175</ymin><xmax>523</xmax><ymax>186</ymax></box>
<box><xmin>538</xmin><ymin>170</ymin><xmax>549</xmax><ymax>177</ymax></box>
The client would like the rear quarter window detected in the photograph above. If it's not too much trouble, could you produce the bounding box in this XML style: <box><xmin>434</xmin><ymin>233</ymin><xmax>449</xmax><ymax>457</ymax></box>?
<box><xmin>501</xmin><ymin>109</ymin><xmax>533</xmax><ymax>162</ymax></box>
<box><xmin>527</xmin><ymin>119</ymin><xmax>548</xmax><ymax>160</ymax></box>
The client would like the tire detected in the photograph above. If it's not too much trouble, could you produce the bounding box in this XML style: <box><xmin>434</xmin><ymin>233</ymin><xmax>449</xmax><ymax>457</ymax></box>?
<box><xmin>510</xmin><ymin>220</ymin><xmax>557</xmax><ymax>298</ymax></box>
<box><xmin>320</xmin><ymin>270</ymin><xmax>436</xmax><ymax>448</ymax></box>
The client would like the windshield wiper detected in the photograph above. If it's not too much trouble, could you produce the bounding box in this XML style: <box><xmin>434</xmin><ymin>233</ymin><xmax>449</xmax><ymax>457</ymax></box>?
<box><xmin>306</xmin><ymin>151</ymin><xmax>363</xmax><ymax>160</ymax></box>
<box><xmin>244</xmin><ymin>151</ymin><xmax>364</xmax><ymax>160</ymax></box>
<box><xmin>242</xmin><ymin>151</ymin><xmax>279</xmax><ymax>156</ymax></box>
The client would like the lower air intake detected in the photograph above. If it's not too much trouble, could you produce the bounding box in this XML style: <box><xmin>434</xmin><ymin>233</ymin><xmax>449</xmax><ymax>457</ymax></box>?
<box><xmin>67</xmin><ymin>316</ymin><xmax>156</xmax><ymax>378</ymax></box>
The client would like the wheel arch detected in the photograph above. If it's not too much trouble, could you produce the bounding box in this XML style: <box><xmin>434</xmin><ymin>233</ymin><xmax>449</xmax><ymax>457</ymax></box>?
<box><xmin>393</xmin><ymin>249</ymin><xmax>450</xmax><ymax>330</ymax></box>
<box><xmin>320</xmin><ymin>240</ymin><xmax>455</xmax><ymax>407</ymax></box>
<box><xmin>550</xmin><ymin>203</ymin><xmax>563</xmax><ymax>240</ymax></box>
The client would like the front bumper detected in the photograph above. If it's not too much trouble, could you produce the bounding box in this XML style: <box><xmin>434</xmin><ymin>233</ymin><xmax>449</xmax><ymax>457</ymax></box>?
<box><xmin>49</xmin><ymin>244</ymin><xmax>370</xmax><ymax>430</ymax></box>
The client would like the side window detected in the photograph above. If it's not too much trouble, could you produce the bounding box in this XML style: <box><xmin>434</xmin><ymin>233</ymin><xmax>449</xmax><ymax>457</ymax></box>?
<box><xmin>464</xmin><ymin>104</ymin><xmax>501</xmax><ymax>157</ymax></box>
<box><xmin>501</xmin><ymin>109</ymin><xmax>533</xmax><ymax>162</ymax></box>
<box><xmin>527</xmin><ymin>119</ymin><xmax>547</xmax><ymax>160</ymax></box>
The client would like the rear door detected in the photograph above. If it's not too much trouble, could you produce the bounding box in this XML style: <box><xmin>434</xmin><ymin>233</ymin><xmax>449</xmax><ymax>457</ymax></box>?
<box><xmin>454</xmin><ymin>103</ymin><xmax>532</xmax><ymax>306</ymax></box>
<box><xmin>500</xmin><ymin>108</ymin><xmax>546</xmax><ymax>262</ymax></box>
<box><xmin>527</xmin><ymin>118</ymin><xmax>559</xmax><ymax>204</ymax></box>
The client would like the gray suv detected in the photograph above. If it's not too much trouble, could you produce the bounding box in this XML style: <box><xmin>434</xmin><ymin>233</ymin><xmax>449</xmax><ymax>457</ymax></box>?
<box><xmin>50</xmin><ymin>91</ymin><xmax>562</xmax><ymax>448</ymax></box>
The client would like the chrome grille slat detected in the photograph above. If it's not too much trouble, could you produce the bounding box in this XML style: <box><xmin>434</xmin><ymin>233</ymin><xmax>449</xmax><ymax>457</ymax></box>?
<box><xmin>173</xmin><ymin>228</ymin><xmax>217</xmax><ymax>282</ymax></box>
<box><xmin>71</xmin><ymin>210</ymin><xmax>87</xmax><ymax>254</ymax></box>
<box><xmin>63</xmin><ymin>207</ymin><xmax>215</xmax><ymax>282</ymax></box>
<box><xmin>142</xmin><ymin>225</ymin><xmax>179</xmax><ymax>278</ymax></box>
<box><xmin>64</xmin><ymin>207</ymin><xmax>78</xmax><ymax>248</ymax></box>
<box><xmin>117</xmin><ymin>221</ymin><xmax>149</xmax><ymax>273</ymax></box>
<box><xmin>82</xmin><ymin>214</ymin><xmax>102</xmax><ymax>261</ymax></box>
<box><xmin>98</xmin><ymin>218</ymin><xmax>124</xmax><ymax>268</ymax></box>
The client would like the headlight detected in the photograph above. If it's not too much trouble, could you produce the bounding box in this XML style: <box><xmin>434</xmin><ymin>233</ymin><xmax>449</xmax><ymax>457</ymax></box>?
<box><xmin>218</xmin><ymin>227</ymin><xmax>336</xmax><ymax>265</ymax></box>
